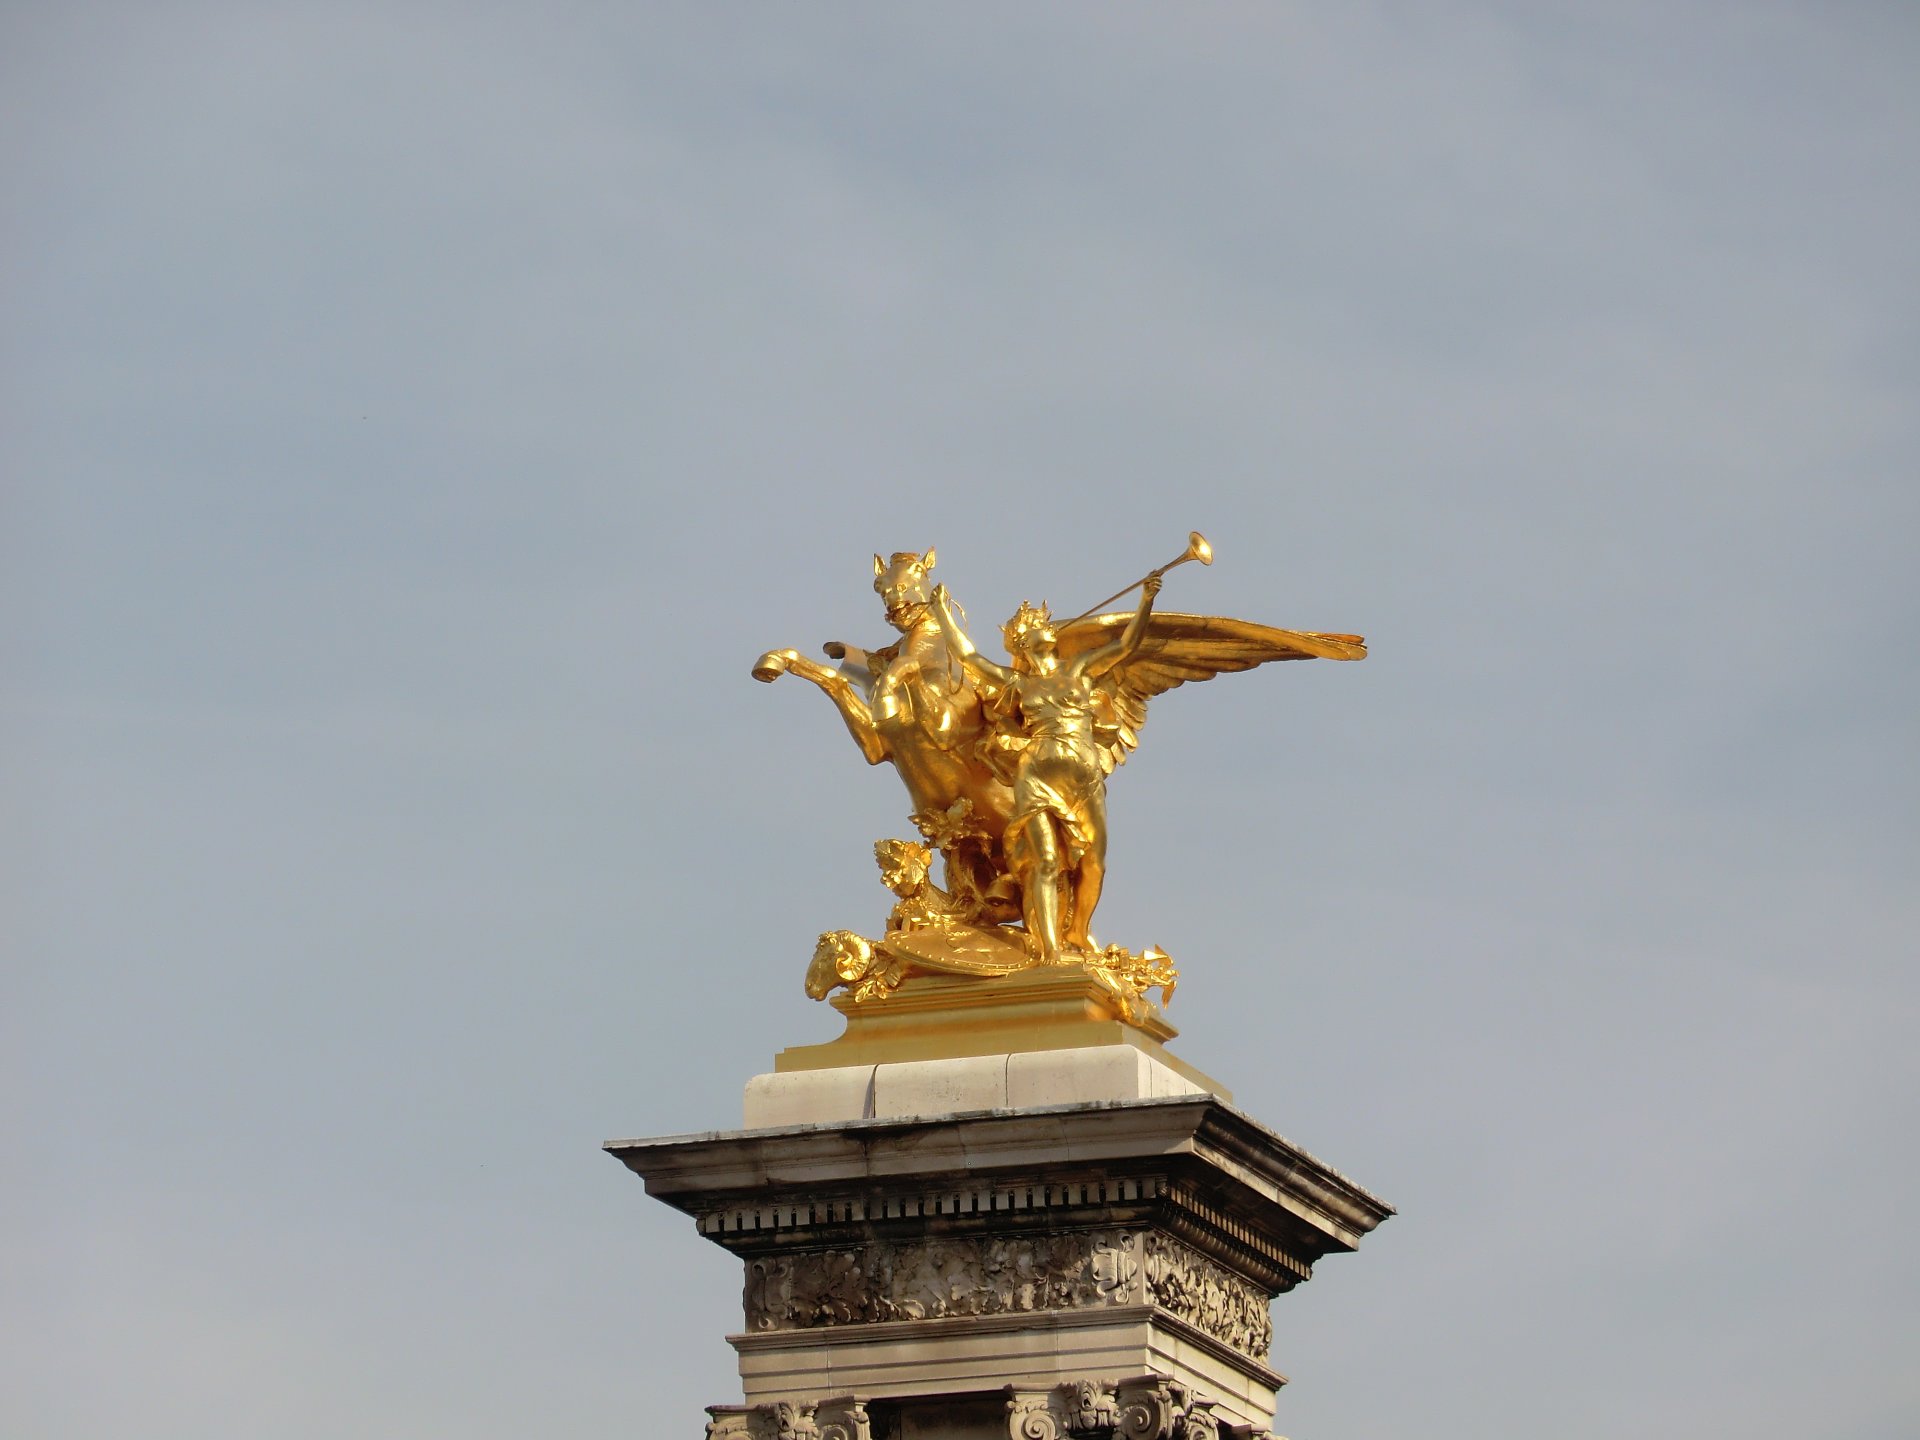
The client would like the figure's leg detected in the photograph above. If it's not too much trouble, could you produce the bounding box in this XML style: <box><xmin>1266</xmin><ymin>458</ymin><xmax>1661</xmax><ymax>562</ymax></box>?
<box><xmin>1064</xmin><ymin>792</ymin><xmax>1108</xmax><ymax>951</ymax></box>
<box><xmin>1065</xmin><ymin>852</ymin><xmax>1103</xmax><ymax>952</ymax></box>
<box><xmin>1010</xmin><ymin>816</ymin><xmax>1064</xmax><ymax>962</ymax></box>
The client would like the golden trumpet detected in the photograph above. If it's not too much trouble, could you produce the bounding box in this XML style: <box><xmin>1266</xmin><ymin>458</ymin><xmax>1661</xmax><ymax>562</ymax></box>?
<box><xmin>1059</xmin><ymin>531</ymin><xmax>1213</xmax><ymax>627</ymax></box>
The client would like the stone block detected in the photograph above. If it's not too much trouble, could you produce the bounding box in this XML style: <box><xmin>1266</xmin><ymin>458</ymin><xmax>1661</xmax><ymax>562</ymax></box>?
<box><xmin>744</xmin><ymin>1067</ymin><xmax>875</xmax><ymax>1128</ymax></box>
<box><xmin>1005</xmin><ymin>1045</ymin><xmax>1208</xmax><ymax>1109</ymax></box>
<box><xmin>741</xmin><ymin>1047</ymin><xmax>1218</xmax><ymax>1128</ymax></box>
<box><xmin>870</xmin><ymin>1053</ymin><xmax>1009</xmax><ymax>1119</ymax></box>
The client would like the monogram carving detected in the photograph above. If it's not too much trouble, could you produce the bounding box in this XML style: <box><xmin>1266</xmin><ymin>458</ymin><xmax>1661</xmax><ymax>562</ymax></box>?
<box><xmin>747</xmin><ymin>1231</ymin><xmax>1143</xmax><ymax>1329</ymax></box>
<box><xmin>1144</xmin><ymin>1233</ymin><xmax>1273</xmax><ymax>1358</ymax></box>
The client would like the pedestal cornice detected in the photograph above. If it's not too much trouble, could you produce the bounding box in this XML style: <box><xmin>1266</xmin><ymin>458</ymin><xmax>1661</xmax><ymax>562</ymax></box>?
<box><xmin>607</xmin><ymin>1095</ymin><xmax>1392</xmax><ymax>1300</ymax></box>
<box><xmin>613</xmin><ymin>1097</ymin><xmax>1387</xmax><ymax>1243</ymax></box>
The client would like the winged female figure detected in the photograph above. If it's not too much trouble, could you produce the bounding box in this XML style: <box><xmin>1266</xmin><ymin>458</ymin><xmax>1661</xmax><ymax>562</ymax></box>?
<box><xmin>928</xmin><ymin>575</ymin><xmax>1366</xmax><ymax>964</ymax></box>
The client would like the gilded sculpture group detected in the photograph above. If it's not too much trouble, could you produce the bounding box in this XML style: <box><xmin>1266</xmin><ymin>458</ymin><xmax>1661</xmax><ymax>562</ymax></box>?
<box><xmin>754</xmin><ymin>535</ymin><xmax>1364</xmax><ymax>1016</ymax></box>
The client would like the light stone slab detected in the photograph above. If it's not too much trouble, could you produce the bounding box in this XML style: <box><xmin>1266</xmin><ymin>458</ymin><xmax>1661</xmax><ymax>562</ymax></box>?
<box><xmin>740</xmin><ymin>1064</ymin><xmax>874</xmax><ymax>1128</ymax></box>
<box><xmin>872</xmin><ymin>1052</ymin><xmax>1010</xmax><ymax>1120</ymax></box>
<box><xmin>742</xmin><ymin>1044</ymin><xmax>1213</xmax><ymax>1127</ymax></box>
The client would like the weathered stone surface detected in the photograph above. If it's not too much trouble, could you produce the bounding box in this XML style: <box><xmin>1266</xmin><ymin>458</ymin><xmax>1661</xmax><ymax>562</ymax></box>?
<box><xmin>746</xmin><ymin>1230</ymin><xmax>1142</xmax><ymax>1331</ymax></box>
<box><xmin>1142</xmin><ymin>1235</ymin><xmax>1272</xmax><ymax>1359</ymax></box>
<box><xmin>611</xmin><ymin>1096</ymin><xmax>1392</xmax><ymax>1293</ymax></box>
<box><xmin>614</xmin><ymin>1092</ymin><xmax>1390</xmax><ymax>1437</ymax></box>
<box><xmin>740</xmin><ymin>1229</ymin><xmax>1271</xmax><ymax>1363</ymax></box>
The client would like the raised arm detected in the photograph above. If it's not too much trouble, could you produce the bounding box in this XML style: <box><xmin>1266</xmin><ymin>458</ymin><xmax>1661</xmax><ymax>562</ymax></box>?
<box><xmin>929</xmin><ymin>584</ymin><xmax>1013</xmax><ymax>690</ymax></box>
<box><xmin>1079</xmin><ymin>574</ymin><xmax>1162</xmax><ymax>678</ymax></box>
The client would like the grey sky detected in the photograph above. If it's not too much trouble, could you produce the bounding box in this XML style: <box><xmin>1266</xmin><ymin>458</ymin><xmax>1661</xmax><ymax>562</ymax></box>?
<box><xmin>5</xmin><ymin>4</ymin><xmax>1916</xmax><ymax>1437</ymax></box>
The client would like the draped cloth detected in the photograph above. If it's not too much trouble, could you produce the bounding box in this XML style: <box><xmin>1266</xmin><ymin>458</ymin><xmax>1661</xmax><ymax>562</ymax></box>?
<box><xmin>1002</xmin><ymin>679</ymin><xmax>1105</xmax><ymax>867</ymax></box>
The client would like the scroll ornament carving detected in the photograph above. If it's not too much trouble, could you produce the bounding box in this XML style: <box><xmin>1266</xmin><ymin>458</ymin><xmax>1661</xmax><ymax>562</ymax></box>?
<box><xmin>1116</xmin><ymin>1377</ymin><xmax>1226</xmax><ymax>1440</ymax></box>
<box><xmin>1173</xmin><ymin>1398</ymin><xmax>1220</xmax><ymax>1440</ymax></box>
<box><xmin>1115</xmin><ymin>1379</ymin><xmax>1178</xmax><ymax>1440</ymax></box>
<box><xmin>747</xmin><ymin>1231</ymin><xmax>1142</xmax><ymax>1330</ymax></box>
<box><xmin>1143</xmin><ymin>1234</ymin><xmax>1273</xmax><ymax>1357</ymax></box>
<box><xmin>1005</xmin><ymin>1392</ymin><xmax>1063</xmax><ymax>1440</ymax></box>
<box><xmin>1005</xmin><ymin>1379</ymin><xmax>1222</xmax><ymax>1440</ymax></box>
<box><xmin>815</xmin><ymin>1399</ymin><xmax>871</xmax><ymax>1440</ymax></box>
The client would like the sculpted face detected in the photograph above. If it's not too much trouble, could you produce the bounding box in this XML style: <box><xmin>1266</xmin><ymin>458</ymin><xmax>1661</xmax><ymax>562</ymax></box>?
<box><xmin>873</xmin><ymin>548</ymin><xmax>936</xmax><ymax>632</ymax></box>
<box><xmin>1010</xmin><ymin>624</ymin><xmax>1059</xmax><ymax>674</ymax></box>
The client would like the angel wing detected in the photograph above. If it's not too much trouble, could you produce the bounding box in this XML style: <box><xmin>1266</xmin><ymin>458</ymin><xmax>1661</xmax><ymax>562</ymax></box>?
<box><xmin>1054</xmin><ymin>611</ymin><xmax>1367</xmax><ymax>773</ymax></box>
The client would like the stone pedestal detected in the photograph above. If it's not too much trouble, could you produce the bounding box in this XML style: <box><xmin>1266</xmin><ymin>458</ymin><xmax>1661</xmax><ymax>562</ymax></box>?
<box><xmin>607</xmin><ymin>973</ymin><xmax>1392</xmax><ymax>1438</ymax></box>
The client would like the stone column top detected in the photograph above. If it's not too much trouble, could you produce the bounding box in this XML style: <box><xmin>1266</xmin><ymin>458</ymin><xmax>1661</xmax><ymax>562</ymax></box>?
<box><xmin>606</xmin><ymin>1094</ymin><xmax>1394</xmax><ymax>1260</ymax></box>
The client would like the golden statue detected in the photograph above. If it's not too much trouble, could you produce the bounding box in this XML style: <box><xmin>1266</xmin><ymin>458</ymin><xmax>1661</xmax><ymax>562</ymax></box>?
<box><xmin>753</xmin><ymin>549</ymin><xmax>1017</xmax><ymax>920</ymax></box>
<box><xmin>755</xmin><ymin>533</ymin><xmax>1365</xmax><ymax>1019</ymax></box>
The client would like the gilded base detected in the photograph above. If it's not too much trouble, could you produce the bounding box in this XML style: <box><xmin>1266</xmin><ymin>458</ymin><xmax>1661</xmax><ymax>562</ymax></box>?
<box><xmin>772</xmin><ymin>965</ymin><xmax>1229</xmax><ymax>1098</ymax></box>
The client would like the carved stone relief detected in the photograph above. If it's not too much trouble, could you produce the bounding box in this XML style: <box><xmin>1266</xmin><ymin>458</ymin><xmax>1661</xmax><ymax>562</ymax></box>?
<box><xmin>746</xmin><ymin>1230</ymin><xmax>1143</xmax><ymax>1330</ymax></box>
<box><xmin>743</xmin><ymin>1227</ymin><xmax>1271</xmax><ymax>1362</ymax></box>
<box><xmin>1143</xmin><ymin>1233</ymin><xmax>1273</xmax><ymax>1358</ymax></box>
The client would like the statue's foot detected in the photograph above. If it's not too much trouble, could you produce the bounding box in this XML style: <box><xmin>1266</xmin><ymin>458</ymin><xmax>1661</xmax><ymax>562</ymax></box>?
<box><xmin>1021</xmin><ymin>933</ymin><xmax>1062</xmax><ymax>966</ymax></box>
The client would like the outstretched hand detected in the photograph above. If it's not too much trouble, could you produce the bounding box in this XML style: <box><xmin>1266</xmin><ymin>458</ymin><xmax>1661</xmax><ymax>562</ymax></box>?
<box><xmin>1142</xmin><ymin>574</ymin><xmax>1164</xmax><ymax>600</ymax></box>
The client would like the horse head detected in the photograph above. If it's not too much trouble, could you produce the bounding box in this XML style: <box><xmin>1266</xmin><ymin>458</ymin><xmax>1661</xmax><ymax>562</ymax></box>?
<box><xmin>873</xmin><ymin>547</ymin><xmax>936</xmax><ymax>632</ymax></box>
